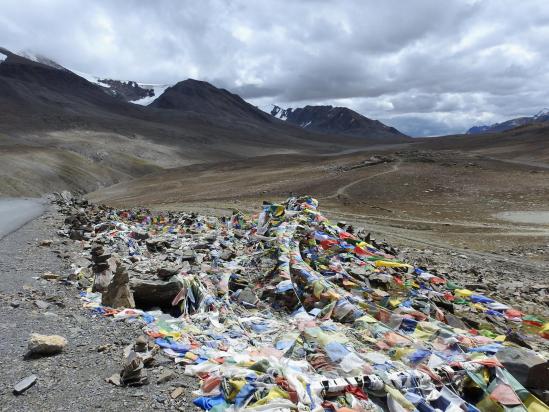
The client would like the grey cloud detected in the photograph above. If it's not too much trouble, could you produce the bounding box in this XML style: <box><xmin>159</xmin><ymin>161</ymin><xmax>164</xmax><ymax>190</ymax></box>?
<box><xmin>1</xmin><ymin>0</ymin><xmax>549</xmax><ymax>136</ymax></box>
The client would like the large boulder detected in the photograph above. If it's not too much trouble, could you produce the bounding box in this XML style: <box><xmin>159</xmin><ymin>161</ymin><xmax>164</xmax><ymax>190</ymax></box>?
<box><xmin>28</xmin><ymin>333</ymin><xmax>67</xmax><ymax>356</ymax></box>
<box><xmin>496</xmin><ymin>346</ymin><xmax>549</xmax><ymax>394</ymax></box>
<box><xmin>130</xmin><ymin>276</ymin><xmax>184</xmax><ymax>308</ymax></box>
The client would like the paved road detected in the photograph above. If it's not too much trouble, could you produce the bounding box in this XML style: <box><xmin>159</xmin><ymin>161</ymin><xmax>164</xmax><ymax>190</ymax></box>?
<box><xmin>0</xmin><ymin>203</ymin><xmax>193</xmax><ymax>410</ymax></box>
<box><xmin>0</xmin><ymin>198</ymin><xmax>45</xmax><ymax>239</ymax></box>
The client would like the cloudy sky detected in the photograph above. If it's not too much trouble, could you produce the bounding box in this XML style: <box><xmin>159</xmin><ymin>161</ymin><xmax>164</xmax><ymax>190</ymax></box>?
<box><xmin>2</xmin><ymin>0</ymin><xmax>549</xmax><ymax>136</ymax></box>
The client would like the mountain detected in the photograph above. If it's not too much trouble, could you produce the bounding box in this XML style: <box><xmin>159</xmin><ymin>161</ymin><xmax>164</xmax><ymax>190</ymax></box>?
<box><xmin>7</xmin><ymin>50</ymin><xmax>171</xmax><ymax>105</ymax></box>
<box><xmin>0</xmin><ymin>46</ymin><xmax>146</xmax><ymax>127</ymax></box>
<box><xmin>1</xmin><ymin>47</ymin><xmax>395</xmax><ymax>197</ymax></box>
<box><xmin>150</xmin><ymin>79</ymin><xmax>273</xmax><ymax>122</ymax></box>
<box><xmin>466</xmin><ymin>109</ymin><xmax>549</xmax><ymax>134</ymax></box>
<box><xmin>73</xmin><ymin>71</ymin><xmax>171</xmax><ymax>105</ymax></box>
<box><xmin>269</xmin><ymin>104</ymin><xmax>409</xmax><ymax>141</ymax></box>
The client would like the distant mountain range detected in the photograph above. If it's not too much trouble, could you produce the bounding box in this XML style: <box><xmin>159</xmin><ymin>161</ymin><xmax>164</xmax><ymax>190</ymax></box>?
<box><xmin>467</xmin><ymin>109</ymin><xmax>549</xmax><ymax>134</ymax></box>
<box><xmin>0</xmin><ymin>47</ymin><xmax>407</xmax><ymax>141</ymax></box>
<box><xmin>0</xmin><ymin>46</ymin><xmax>414</xmax><ymax>196</ymax></box>
<box><xmin>2</xmin><ymin>46</ymin><xmax>549</xmax><ymax>198</ymax></box>
<box><xmin>270</xmin><ymin>105</ymin><xmax>408</xmax><ymax>141</ymax></box>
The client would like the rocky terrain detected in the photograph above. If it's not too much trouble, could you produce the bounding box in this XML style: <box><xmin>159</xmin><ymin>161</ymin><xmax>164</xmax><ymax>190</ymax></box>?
<box><xmin>0</xmin><ymin>201</ymin><xmax>196</xmax><ymax>411</ymax></box>
<box><xmin>1</xmin><ymin>192</ymin><xmax>547</xmax><ymax>411</ymax></box>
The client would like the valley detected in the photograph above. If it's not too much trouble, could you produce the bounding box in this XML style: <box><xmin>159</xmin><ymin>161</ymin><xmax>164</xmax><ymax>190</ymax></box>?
<box><xmin>1</xmin><ymin>43</ymin><xmax>548</xmax><ymax>411</ymax></box>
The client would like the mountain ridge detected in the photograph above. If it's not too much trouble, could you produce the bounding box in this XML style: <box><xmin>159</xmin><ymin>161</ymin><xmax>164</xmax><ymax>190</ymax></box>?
<box><xmin>269</xmin><ymin>104</ymin><xmax>409</xmax><ymax>141</ymax></box>
<box><xmin>467</xmin><ymin>109</ymin><xmax>549</xmax><ymax>134</ymax></box>
<box><xmin>150</xmin><ymin>79</ymin><xmax>273</xmax><ymax>123</ymax></box>
<box><xmin>0</xmin><ymin>47</ymin><xmax>398</xmax><ymax>196</ymax></box>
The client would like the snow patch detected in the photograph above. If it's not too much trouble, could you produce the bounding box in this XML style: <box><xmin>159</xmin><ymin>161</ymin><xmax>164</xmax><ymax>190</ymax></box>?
<box><xmin>18</xmin><ymin>50</ymin><xmax>65</xmax><ymax>70</ymax></box>
<box><xmin>271</xmin><ymin>105</ymin><xmax>289</xmax><ymax>120</ymax></box>
<box><xmin>71</xmin><ymin>71</ymin><xmax>170</xmax><ymax>104</ymax></box>
<box><xmin>131</xmin><ymin>84</ymin><xmax>170</xmax><ymax>105</ymax></box>
<box><xmin>300</xmin><ymin>121</ymin><xmax>312</xmax><ymax>128</ymax></box>
<box><xmin>0</xmin><ymin>52</ymin><xmax>6</xmax><ymax>63</ymax></box>
<box><xmin>534</xmin><ymin>108</ymin><xmax>549</xmax><ymax>119</ymax></box>
<box><xmin>72</xmin><ymin>70</ymin><xmax>112</xmax><ymax>88</ymax></box>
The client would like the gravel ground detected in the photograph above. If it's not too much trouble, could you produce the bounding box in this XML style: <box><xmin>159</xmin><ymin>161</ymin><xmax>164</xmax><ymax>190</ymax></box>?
<box><xmin>0</xmin><ymin>204</ymin><xmax>197</xmax><ymax>412</ymax></box>
<box><xmin>0</xmin><ymin>199</ymin><xmax>547</xmax><ymax>411</ymax></box>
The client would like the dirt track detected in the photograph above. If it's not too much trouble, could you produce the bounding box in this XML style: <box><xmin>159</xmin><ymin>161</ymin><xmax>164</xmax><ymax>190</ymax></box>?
<box><xmin>323</xmin><ymin>158</ymin><xmax>403</xmax><ymax>199</ymax></box>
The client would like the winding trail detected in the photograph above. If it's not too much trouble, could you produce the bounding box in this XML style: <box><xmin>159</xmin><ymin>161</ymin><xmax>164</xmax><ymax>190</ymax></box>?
<box><xmin>322</xmin><ymin>159</ymin><xmax>403</xmax><ymax>200</ymax></box>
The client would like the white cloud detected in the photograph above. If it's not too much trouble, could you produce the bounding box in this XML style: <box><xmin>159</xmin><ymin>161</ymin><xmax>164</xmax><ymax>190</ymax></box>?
<box><xmin>1</xmin><ymin>0</ymin><xmax>549</xmax><ymax>136</ymax></box>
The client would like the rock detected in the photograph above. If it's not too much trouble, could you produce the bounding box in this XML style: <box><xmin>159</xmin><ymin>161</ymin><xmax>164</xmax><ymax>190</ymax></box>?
<box><xmin>91</xmin><ymin>256</ymin><xmax>118</xmax><ymax>293</ymax></box>
<box><xmin>60</xmin><ymin>190</ymin><xmax>73</xmax><ymax>203</ymax></box>
<box><xmin>39</xmin><ymin>239</ymin><xmax>53</xmax><ymax>247</ymax></box>
<box><xmin>120</xmin><ymin>351</ymin><xmax>149</xmax><ymax>386</ymax></box>
<box><xmin>130</xmin><ymin>277</ymin><xmax>184</xmax><ymax>307</ymax></box>
<box><xmin>97</xmin><ymin>344</ymin><xmax>112</xmax><ymax>352</ymax></box>
<box><xmin>180</xmin><ymin>250</ymin><xmax>196</xmax><ymax>262</ymax></box>
<box><xmin>101</xmin><ymin>261</ymin><xmax>135</xmax><ymax>309</ymax></box>
<box><xmin>43</xmin><ymin>312</ymin><xmax>59</xmax><ymax>319</ymax></box>
<box><xmin>220</xmin><ymin>249</ymin><xmax>235</xmax><ymax>261</ymax></box>
<box><xmin>157</xmin><ymin>264</ymin><xmax>181</xmax><ymax>280</ymax></box>
<box><xmin>28</xmin><ymin>333</ymin><xmax>67</xmax><ymax>356</ymax></box>
<box><xmin>157</xmin><ymin>370</ymin><xmax>175</xmax><ymax>384</ymax></box>
<box><xmin>13</xmin><ymin>374</ymin><xmax>37</xmax><ymax>395</ymax></box>
<box><xmin>237</xmin><ymin>287</ymin><xmax>259</xmax><ymax>307</ymax></box>
<box><xmin>34</xmin><ymin>300</ymin><xmax>50</xmax><ymax>310</ymax></box>
<box><xmin>191</xmin><ymin>243</ymin><xmax>210</xmax><ymax>250</ymax></box>
<box><xmin>464</xmin><ymin>283</ymin><xmax>485</xmax><ymax>291</ymax></box>
<box><xmin>69</xmin><ymin>229</ymin><xmax>85</xmax><ymax>240</ymax></box>
<box><xmin>171</xmin><ymin>387</ymin><xmax>184</xmax><ymax>399</ymax></box>
<box><xmin>445</xmin><ymin>313</ymin><xmax>467</xmax><ymax>330</ymax></box>
<box><xmin>505</xmin><ymin>331</ymin><xmax>533</xmax><ymax>350</ymax></box>
<box><xmin>94</xmin><ymin>253</ymin><xmax>112</xmax><ymax>263</ymax></box>
<box><xmin>460</xmin><ymin>314</ymin><xmax>480</xmax><ymax>329</ymax></box>
<box><xmin>132</xmin><ymin>229</ymin><xmax>149</xmax><ymax>240</ymax></box>
<box><xmin>146</xmin><ymin>238</ymin><xmax>170</xmax><ymax>253</ymax></box>
<box><xmin>106</xmin><ymin>373</ymin><xmax>122</xmax><ymax>386</ymax></box>
<box><xmin>134</xmin><ymin>336</ymin><xmax>149</xmax><ymax>352</ymax></box>
<box><xmin>10</xmin><ymin>300</ymin><xmax>21</xmax><ymax>308</ymax></box>
<box><xmin>41</xmin><ymin>272</ymin><xmax>61</xmax><ymax>281</ymax></box>
<box><xmin>78</xmin><ymin>277</ymin><xmax>91</xmax><ymax>289</ymax></box>
<box><xmin>496</xmin><ymin>347</ymin><xmax>549</xmax><ymax>394</ymax></box>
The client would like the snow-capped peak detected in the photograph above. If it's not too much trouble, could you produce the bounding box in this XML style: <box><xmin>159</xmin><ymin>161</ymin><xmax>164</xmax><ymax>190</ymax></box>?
<box><xmin>130</xmin><ymin>84</ymin><xmax>171</xmax><ymax>106</ymax></box>
<box><xmin>534</xmin><ymin>108</ymin><xmax>549</xmax><ymax>119</ymax></box>
<box><xmin>71</xmin><ymin>70</ymin><xmax>170</xmax><ymax>105</ymax></box>
<box><xmin>270</xmin><ymin>104</ymin><xmax>290</xmax><ymax>120</ymax></box>
<box><xmin>18</xmin><ymin>50</ymin><xmax>66</xmax><ymax>70</ymax></box>
<box><xmin>72</xmin><ymin>70</ymin><xmax>112</xmax><ymax>88</ymax></box>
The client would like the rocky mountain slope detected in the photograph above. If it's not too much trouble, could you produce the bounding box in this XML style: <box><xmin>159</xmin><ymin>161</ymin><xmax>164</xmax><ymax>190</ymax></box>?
<box><xmin>270</xmin><ymin>104</ymin><xmax>409</xmax><ymax>142</ymax></box>
<box><xmin>151</xmin><ymin>79</ymin><xmax>273</xmax><ymax>123</ymax></box>
<box><xmin>0</xmin><ymin>48</ymin><xmax>393</xmax><ymax>196</ymax></box>
<box><xmin>467</xmin><ymin>109</ymin><xmax>549</xmax><ymax>134</ymax></box>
